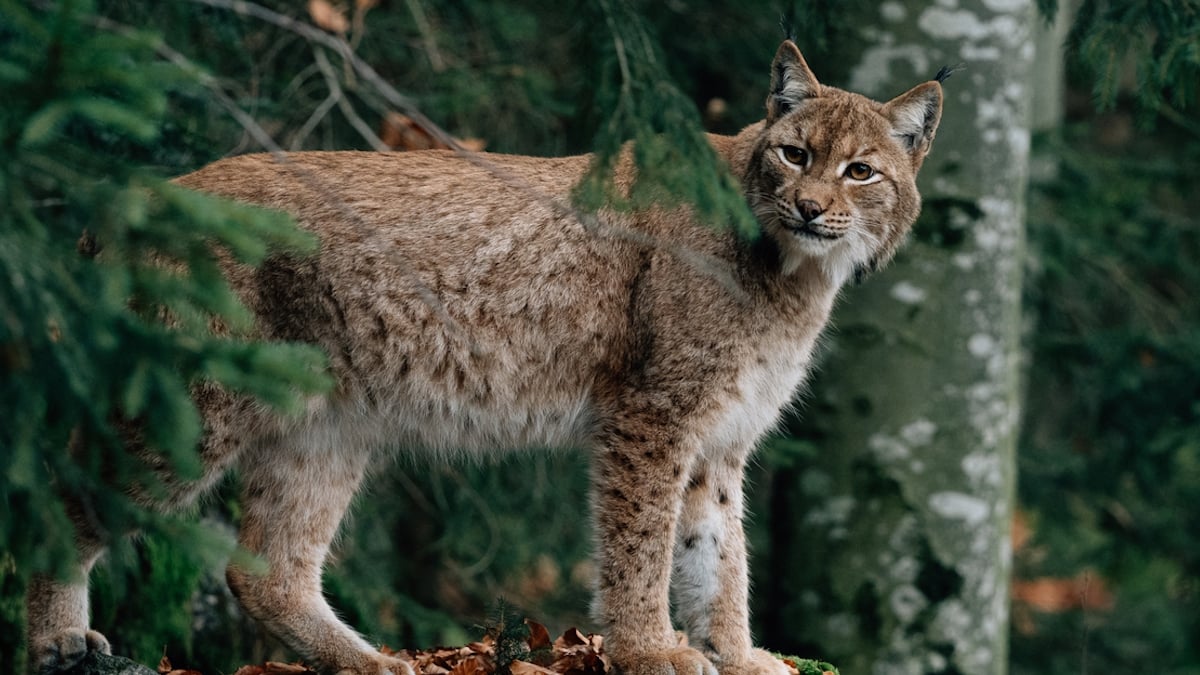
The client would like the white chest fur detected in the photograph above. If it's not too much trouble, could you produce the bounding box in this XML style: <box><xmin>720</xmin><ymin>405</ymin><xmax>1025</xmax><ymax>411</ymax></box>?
<box><xmin>700</xmin><ymin>340</ymin><xmax>815</xmax><ymax>454</ymax></box>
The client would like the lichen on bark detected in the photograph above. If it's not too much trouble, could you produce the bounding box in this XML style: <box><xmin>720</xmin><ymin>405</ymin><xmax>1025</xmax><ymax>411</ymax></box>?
<box><xmin>758</xmin><ymin>1</ymin><xmax>1033</xmax><ymax>673</ymax></box>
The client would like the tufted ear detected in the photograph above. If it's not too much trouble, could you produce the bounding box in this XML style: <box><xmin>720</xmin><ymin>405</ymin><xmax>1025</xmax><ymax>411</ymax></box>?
<box><xmin>881</xmin><ymin>81</ymin><xmax>943</xmax><ymax>164</ymax></box>
<box><xmin>767</xmin><ymin>41</ymin><xmax>821</xmax><ymax>122</ymax></box>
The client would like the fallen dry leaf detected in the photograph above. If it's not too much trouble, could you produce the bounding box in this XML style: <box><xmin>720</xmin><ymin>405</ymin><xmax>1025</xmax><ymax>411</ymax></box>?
<box><xmin>152</xmin><ymin>617</ymin><xmax>834</xmax><ymax>675</ymax></box>
<box><xmin>379</xmin><ymin>112</ymin><xmax>486</xmax><ymax>152</ymax></box>
<box><xmin>272</xmin><ymin>663</ymin><xmax>311</xmax><ymax>674</ymax></box>
<box><xmin>1011</xmin><ymin>508</ymin><xmax>1032</xmax><ymax>553</ymax></box>
<box><xmin>552</xmin><ymin>628</ymin><xmax>588</xmax><ymax>650</ymax></box>
<box><xmin>510</xmin><ymin>660</ymin><xmax>558</xmax><ymax>675</ymax></box>
<box><xmin>526</xmin><ymin>620</ymin><xmax>552</xmax><ymax>652</ymax></box>
<box><xmin>1012</xmin><ymin>572</ymin><xmax>1115</xmax><ymax>613</ymax></box>
<box><xmin>308</xmin><ymin>0</ymin><xmax>348</xmax><ymax>33</ymax></box>
<box><xmin>155</xmin><ymin>655</ymin><xmax>203</xmax><ymax>675</ymax></box>
<box><xmin>449</xmin><ymin>655</ymin><xmax>490</xmax><ymax>675</ymax></box>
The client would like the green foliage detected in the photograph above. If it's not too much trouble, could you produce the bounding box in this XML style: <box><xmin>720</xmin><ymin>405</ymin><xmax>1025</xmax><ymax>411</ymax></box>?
<box><xmin>325</xmin><ymin>456</ymin><xmax>593</xmax><ymax>655</ymax></box>
<box><xmin>92</xmin><ymin>532</ymin><xmax>206</xmax><ymax>664</ymax></box>
<box><xmin>0</xmin><ymin>0</ymin><xmax>329</xmax><ymax>668</ymax></box>
<box><xmin>485</xmin><ymin>599</ymin><xmax>532</xmax><ymax>674</ymax></box>
<box><xmin>776</xmin><ymin>654</ymin><xmax>839</xmax><ymax>675</ymax></box>
<box><xmin>0</xmin><ymin>0</ymin><xmax>946</xmax><ymax>670</ymax></box>
<box><xmin>572</xmin><ymin>0</ymin><xmax>758</xmax><ymax>238</ymax></box>
<box><xmin>1066</xmin><ymin>0</ymin><xmax>1200</xmax><ymax>124</ymax></box>
<box><xmin>1015</xmin><ymin>119</ymin><xmax>1200</xmax><ymax>672</ymax></box>
<box><xmin>759</xmin><ymin>436</ymin><xmax>820</xmax><ymax>470</ymax></box>
<box><xmin>1035</xmin><ymin>0</ymin><xmax>1060</xmax><ymax>19</ymax></box>
<box><xmin>0</xmin><ymin>554</ymin><xmax>25</xmax><ymax>674</ymax></box>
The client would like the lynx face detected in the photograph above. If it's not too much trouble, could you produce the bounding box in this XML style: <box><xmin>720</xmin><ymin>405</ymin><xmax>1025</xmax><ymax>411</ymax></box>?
<box><xmin>745</xmin><ymin>42</ymin><xmax>941</xmax><ymax>283</ymax></box>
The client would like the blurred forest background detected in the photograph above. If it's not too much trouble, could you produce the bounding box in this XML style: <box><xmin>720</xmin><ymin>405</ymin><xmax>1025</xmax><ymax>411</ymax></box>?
<box><xmin>2</xmin><ymin>1</ymin><xmax>1198</xmax><ymax>674</ymax></box>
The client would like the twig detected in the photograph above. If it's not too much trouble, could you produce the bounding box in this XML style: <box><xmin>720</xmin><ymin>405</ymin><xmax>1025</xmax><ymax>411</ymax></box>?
<box><xmin>187</xmin><ymin>0</ymin><xmax>461</xmax><ymax>148</ymax></box>
<box><xmin>289</xmin><ymin>85</ymin><xmax>340</xmax><ymax>151</ymax></box>
<box><xmin>1157</xmin><ymin>101</ymin><xmax>1200</xmax><ymax>141</ymax></box>
<box><xmin>311</xmin><ymin>47</ymin><xmax>391</xmax><ymax>152</ymax></box>
<box><xmin>1080</xmin><ymin>572</ymin><xmax>1093</xmax><ymax>675</ymax></box>
<box><xmin>279</xmin><ymin>62</ymin><xmax>321</xmax><ymax>103</ymax></box>
<box><xmin>446</xmin><ymin>468</ymin><xmax>502</xmax><ymax>578</ymax></box>
<box><xmin>403</xmin><ymin>0</ymin><xmax>446</xmax><ymax>73</ymax></box>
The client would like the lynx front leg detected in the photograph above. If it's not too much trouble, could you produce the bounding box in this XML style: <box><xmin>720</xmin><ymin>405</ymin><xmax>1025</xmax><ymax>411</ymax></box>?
<box><xmin>672</xmin><ymin>452</ymin><xmax>786</xmax><ymax>675</ymax></box>
<box><xmin>26</xmin><ymin>537</ymin><xmax>110</xmax><ymax>674</ymax></box>
<box><xmin>592</xmin><ymin>417</ymin><xmax>717</xmax><ymax>675</ymax></box>
<box><xmin>227</xmin><ymin>434</ymin><xmax>411</xmax><ymax>675</ymax></box>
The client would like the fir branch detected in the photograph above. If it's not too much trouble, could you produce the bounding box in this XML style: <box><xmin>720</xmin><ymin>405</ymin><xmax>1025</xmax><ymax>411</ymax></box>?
<box><xmin>579</xmin><ymin>0</ymin><xmax>761</xmax><ymax>246</ymax></box>
<box><xmin>1067</xmin><ymin>0</ymin><xmax>1200</xmax><ymax>116</ymax></box>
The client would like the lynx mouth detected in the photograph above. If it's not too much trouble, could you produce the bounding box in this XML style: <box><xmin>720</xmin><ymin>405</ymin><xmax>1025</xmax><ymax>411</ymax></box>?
<box><xmin>786</xmin><ymin>222</ymin><xmax>843</xmax><ymax>241</ymax></box>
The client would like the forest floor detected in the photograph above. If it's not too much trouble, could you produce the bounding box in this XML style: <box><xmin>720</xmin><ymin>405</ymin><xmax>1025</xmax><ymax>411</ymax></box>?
<box><xmin>154</xmin><ymin>622</ymin><xmax>838</xmax><ymax>675</ymax></box>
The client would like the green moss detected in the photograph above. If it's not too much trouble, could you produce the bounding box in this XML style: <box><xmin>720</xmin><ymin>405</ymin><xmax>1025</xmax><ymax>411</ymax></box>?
<box><xmin>776</xmin><ymin>653</ymin><xmax>840</xmax><ymax>675</ymax></box>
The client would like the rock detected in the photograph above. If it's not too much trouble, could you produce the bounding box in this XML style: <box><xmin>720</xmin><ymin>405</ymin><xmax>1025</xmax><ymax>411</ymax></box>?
<box><xmin>62</xmin><ymin>651</ymin><xmax>157</xmax><ymax>675</ymax></box>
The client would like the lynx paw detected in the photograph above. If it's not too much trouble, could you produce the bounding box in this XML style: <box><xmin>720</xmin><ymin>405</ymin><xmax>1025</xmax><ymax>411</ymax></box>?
<box><xmin>618</xmin><ymin>646</ymin><xmax>718</xmax><ymax>675</ymax></box>
<box><xmin>717</xmin><ymin>649</ymin><xmax>789</xmax><ymax>675</ymax></box>
<box><xmin>332</xmin><ymin>652</ymin><xmax>415</xmax><ymax>675</ymax></box>
<box><xmin>30</xmin><ymin>628</ymin><xmax>112</xmax><ymax>673</ymax></box>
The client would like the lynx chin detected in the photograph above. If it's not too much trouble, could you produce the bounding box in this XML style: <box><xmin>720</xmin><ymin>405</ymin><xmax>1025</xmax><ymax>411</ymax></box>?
<box><xmin>27</xmin><ymin>40</ymin><xmax>942</xmax><ymax>675</ymax></box>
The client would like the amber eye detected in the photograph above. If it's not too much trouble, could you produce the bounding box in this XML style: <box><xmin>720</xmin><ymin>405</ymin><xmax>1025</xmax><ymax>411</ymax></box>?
<box><xmin>845</xmin><ymin>162</ymin><xmax>875</xmax><ymax>181</ymax></box>
<box><xmin>780</xmin><ymin>145</ymin><xmax>808</xmax><ymax>166</ymax></box>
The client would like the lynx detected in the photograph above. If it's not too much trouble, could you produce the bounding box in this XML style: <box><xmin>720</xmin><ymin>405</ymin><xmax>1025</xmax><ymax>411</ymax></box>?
<box><xmin>28</xmin><ymin>41</ymin><xmax>941</xmax><ymax>675</ymax></box>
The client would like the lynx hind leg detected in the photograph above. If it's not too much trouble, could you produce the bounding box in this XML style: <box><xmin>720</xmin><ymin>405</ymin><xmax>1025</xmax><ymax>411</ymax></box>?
<box><xmin>26</xmin><ymin>539</ymin><xmax>111</xmax><ymax>674</ymax></box>
<box><xmin>672</xmin><ymin>453</ymin><xmax>786</xmax><ymax>675</ymax></box>
<box><xmin>227</xmin><ymin>429</ymin><xmax>412</xmax><ymax>675</ymax></box>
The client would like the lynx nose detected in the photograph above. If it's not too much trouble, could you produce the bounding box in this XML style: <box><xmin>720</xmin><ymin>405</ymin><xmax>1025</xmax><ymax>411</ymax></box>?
<box><xmin>796</xmin><ymin>199</ymin><xmax>825</xmax><ymax>223</ymax></box>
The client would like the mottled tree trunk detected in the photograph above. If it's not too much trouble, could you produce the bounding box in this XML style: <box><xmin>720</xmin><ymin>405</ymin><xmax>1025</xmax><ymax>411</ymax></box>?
<box><xmin>759</xmin><ymin>2</ymin><xmax>1034</xmax><ymax>673</ymax></box>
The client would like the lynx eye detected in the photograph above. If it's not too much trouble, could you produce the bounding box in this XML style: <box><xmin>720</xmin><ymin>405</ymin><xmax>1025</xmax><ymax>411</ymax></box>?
<box><xmin>779</xmin><ymin>145</ymin><xmax>808</xmax><ymax>167</ymax></box>
<box><xmin>845</xmin><ymin>162</ymin><xmax>875</xmax><ymax>181</ymax></box>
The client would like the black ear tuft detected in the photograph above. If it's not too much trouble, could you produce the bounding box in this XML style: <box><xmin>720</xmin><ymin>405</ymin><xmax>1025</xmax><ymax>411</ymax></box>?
<box><xmin>778</xmin><ymin>10</ymin><xmax>797</xmax><ymax>42</ymax></box>
<box><xmin>933</xmin><ymin>63</ymin><xmax>964</xmax><ymax>84</ymax></box>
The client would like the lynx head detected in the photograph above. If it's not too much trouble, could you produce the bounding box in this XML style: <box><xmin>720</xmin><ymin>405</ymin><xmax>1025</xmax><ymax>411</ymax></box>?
<box><xmin>745</xmin><ymin>40</ymin><xmax>942</xmax><ymax>284</ymax></box>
